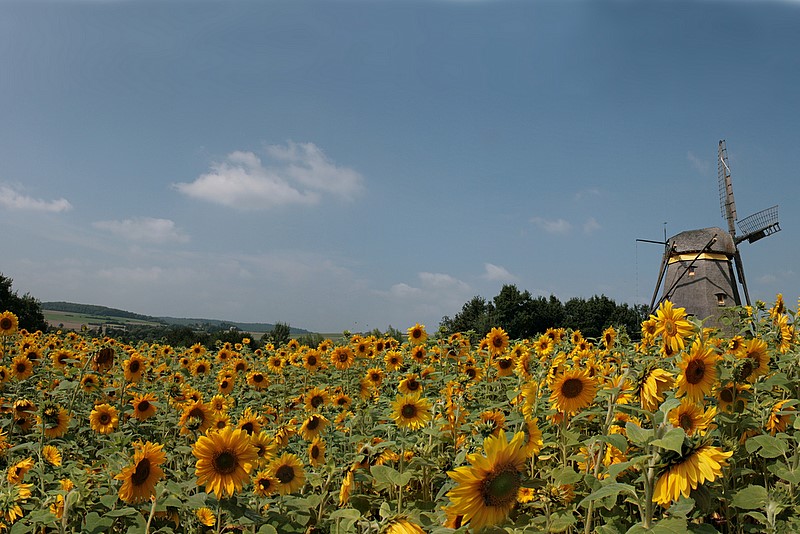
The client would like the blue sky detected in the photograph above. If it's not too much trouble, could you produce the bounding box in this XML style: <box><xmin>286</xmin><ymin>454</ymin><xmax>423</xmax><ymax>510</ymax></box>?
<box><xmin>1</xmin><ymin>0</ymin><xmax>798</xmax><ymax>333</ymax></box>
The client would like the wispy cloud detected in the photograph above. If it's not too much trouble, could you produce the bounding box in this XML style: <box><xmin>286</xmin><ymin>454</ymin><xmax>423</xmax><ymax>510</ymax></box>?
<box><xmin>482</xmin><ymin>263</ymin><xmax>517</xmax><ymax>282</ymax></box>
<box><xmin>0</xmin><ymin>185</ymin><xmax>72</xmax><ymax>212</ymax></box>
<box><xmin>687</xmin><ymin>151</ymin><xmax>710</xmax><ymax>174</ymax></box>
<box><xmin>531</xmin><ymin>216</ymin><xmax>572</xmax><ymax>234</ymax></box>
<box><xmin>173</xmin><ymin>141</ymin><xmax>364</xmax><ymax>209</ymax></box>
<box><xmin>583</xmin><ymin>217</ymin><xmax>601</xmax><ymax>234</ymax></box>
<box><xmin>93</xmin><ymin>217</ymin><xmax>190</xmax><ymax>243</ymax></box>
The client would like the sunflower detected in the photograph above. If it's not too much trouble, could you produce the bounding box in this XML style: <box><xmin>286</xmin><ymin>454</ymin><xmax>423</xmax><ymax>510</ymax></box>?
<box><xmin>230</xmin><ymin>357</ymin><xmax>248</xmax><ymax>374</ymax></box>
<box><xmin>652</xmin><ymin>443</ymin><xmax>732</xmax><ymax>506</ymax></box>
<box><xmin>252</xmin><ymin>470</ymin><xmax>278</xmax><ymax>497</ymax></box>
<box><xmin>398</xmin><ymin>375</ymin><xmax>423</xmax><ymax>396</ymax></box>
<box><xmin>765</xmin><ymin>400</ymin><xmax>795</xmax><ymax>435</ymax></box>
<box><xmin>361</xmin><ymin>367</ymin><xmax>382</xmax><ymax>389</ymax></box>
<box><xmin>39</xmin><ymin>403</ymin><xmax>70</xmax><ymax>438</ymax></box>
<box><xmin>50</xmin><ymin>349</ymin><xmax>73</xmax><ymax>370</ymax></box>
<box><xmin>602</xmin><ymin>326</ymin><xmax>617</xmax><ymax>349</ymax></box>
<box><xmin>11</xmin><ymin>355</ymin><xmax>33</xmax><ymax>381</ymax></box>
<box><xmin>308</xmin><ymin>437</ymin><xmax>326</xmax><ymax>467</ymax></box>
<box><xmin>196</xmin><ymin>507</ymin><xmax>216</xmax><ymax>527</ymax></box>
<box><xmin>493</xmin><ymin>357</ymin><xmax>516</xmax><ymax>377</ymax></box>
<box><xmin>384</xmin><ymin>351</ymin><xmax>403</xmax><ymax>372</ymax></box>
<box><xmin>191</xmin><ymin>359</ymin><xmax>212</xmax><ymax>377</ymax></box>
<box><xmin>0</xmin><ymin>311</ymin><xmax>19</xmax><ymax>336</ymax></box>
<box><xmin>486</xmin><ymin>327</ymin><xmax>510</xmax><ymax>356</ymax></box>
<box><xmin>42</xmin><ymin>445</ymin><xmax>62</xmax><ymax>466</ymax></box>
<box><xmin>302</xmin><ymin>350</ymin><xmax>323</xmax><ymax>373</ymax></box>
<box><xmin>267</xmin><ymin>453</ymin><xmax>306</xmax><ymax>495</ymax></box>
<box><xmin>549</xmin><ymin>368</ymin><xmax>598</xmax><ymax>414</ymax></box>
<box><xmin>446</xmin><ymin>430</ymin><xmax>528</xmax><ymax>530</ymax></box>
<box><xmin>179</xmin><ymin>401</ymin><xmax>214</xmax><ymax>436</ymax></box>
<box><xmin>475</xmin><ymin>409</ymin><xmax>506</xmax><ymax>438</ymax></box>
<box><xmin>7</xmin><ymin>457</ymin><xmax>34</xmax><ymax>484</ymax></box>
<box><xmin>217</xmin><ymin>373</ymin><xmax>236</xmax><ymax>395</ymax></box>
<box><xmin>299</xmin><ymin>414</ymin><xmax>330</xmax><ymax>441</ymax></box>
<box><xmin>209</xmin><ymin>394</ymin><xmax>231</xmax><ymax>413</ymax></box>
<box><xmin>407</xmin><ymin>323</ymin><xmax>428</xmax><ymax>345</ymax></box>
<box><xmin>92</xmin><ymin>347</ymin><xmax>115</xmax><ymax>372</ymax></box>
<box><xmin>305</xmin><ymin>387</ymin><xmax>328</xmax><ymax>412</ymax></box>
<box><xmin>193</xmin><ymin>427</ymin><xmax>258</xmax><ymax>498</ymax></box>
<box><xmin>676</xmin><ymin>340</ymin><xmax>720</xmax><ymax>402</ymax></box>
<box><xmin>463</xmin><ymin>365</ymin><xmax>483</xmax><ymax>383</ymax></box>
<box><xmin>130</xmin><ymin>392</ymin><xmax>158</xmax><ymax>421</ymax></box>
<box><xmin>123</xmin><ymin>353</ymin><xmax>147</xmax><ymax>382</ymax></box>
<box><xmin>668</xmin><ymin>400</ymin><xmax>716</xmax><ymax>436</ymax></box>
<box><xmin>390</xmin><ymin>394</ymin><xmax>432</xmax><ymax>431</ymax></box>
<box><xmin>652</xmin><ymin>300</ymin><xmax>694</xmax><ymax>353</ymax></box>
<box><xmin>339</xmin><ymin>468</ymin><xmax>355</xmax><ymax>506</ymax></box>
<box><xmin>250</xmin><ymin>431</ymin><xmax>277</xmax><ymax>468</ymax></box>
<box><xmin>89</xmin><ymin>403</ymin><xmax>119</xmax><ymax>434</ymax></box>
<box><xmin>637</xmin><ymin>366</ymin><xmax>675</xmax><ymax>411</ymax></box>
<box><xmin>523</xmin><ymin>418</ymin><xmax>543</xmax><ymax>455</ymax></box>
<box><xmin>115</xmin><ymin>441</ymin><xmax>167</xmax><ymax>504</ymax></box>
<box><xmin>237</xmin><ymin>408</ymin><xmax>262</xmax><ymax>436</ymax></box>
<box><xmin>332</xmin><ymin>392</ymin><xmax>352</xmax><ymax>411</ymax></box>
<box><xmin>737</xmin><ymin>338</ymin><xmax>770</xmax><ymax>382</ymax></box>
<box><xmin>330</xmin><ymin>346</ymin><xmax>355</xmax><ymax>370</ymax></box>
<box><xmin>382</xmin><ymin>517</ymin><xmax>425</xmax><ymax>534</ymax></box>
<box><xmin>715</xmin><ymin>381</ymin><xmax>750</xmax><ymax>413</ymax></box>
<box><xmin>266</xmin><ymin>355</ymin><xmax>285</xmax><ymax>374</ymax></box>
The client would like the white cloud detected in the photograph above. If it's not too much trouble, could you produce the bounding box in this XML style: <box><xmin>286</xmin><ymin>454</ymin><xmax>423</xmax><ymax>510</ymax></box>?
<box><xmin>0</xmin><ymin>185</ymin><xmax>72</xmax><ymax>212</ymax></box>
<box><xmin>687</xmin><ymin>151</ymin><xmax>710</xmax><ymax>174</ymax></box>
<box><xmin>531</xmin><ymin>216</ymin><xmax>572</xmax><ymax>234</ymax></box>
<box><xmin>93</xmin><ymin>217</ymin><xmax>189</xmax><ymax>243</ymax></box>
<box><xmin>174</xmin><ymin>141</ymin><xmax>364</xmax><ymax>209</ymax></box>
<box><xmin>583</xmin><ymin>217</ymin><xmax>601</xmax><ymax>234</ymax></box>
<box><xmin>482</xmin><ymin>263</ymin><xmax>517</xmax><ymax>282</ymax></box>
<box><xmin>377</xmin><ymin>272</ymin><xmax>472</xmax><ymax>325</ymax></box>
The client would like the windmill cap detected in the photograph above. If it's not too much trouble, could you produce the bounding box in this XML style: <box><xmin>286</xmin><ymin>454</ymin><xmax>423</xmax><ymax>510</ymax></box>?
<box><xmin>667</xmin><ymin>227</ymin><xmax>736</xmax><ymax>255</ymax></box>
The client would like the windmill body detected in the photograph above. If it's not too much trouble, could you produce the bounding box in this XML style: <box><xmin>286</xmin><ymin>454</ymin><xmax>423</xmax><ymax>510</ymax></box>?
<box><xmin>649</xmin><ymin>140</ymin><xmax>781</xmax><ymax>329</ymax></box>
<box><xmin>660</xmin><ymin>228</ymin><xmax>740</xmax><ymax>328</ymax></box>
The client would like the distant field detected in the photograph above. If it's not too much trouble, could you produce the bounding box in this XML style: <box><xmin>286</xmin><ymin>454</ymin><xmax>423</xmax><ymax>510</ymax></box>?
<box><xmin>43</xmin><ymin>310</ymin><xmax>163</xmax><ymax>330</ymax></box>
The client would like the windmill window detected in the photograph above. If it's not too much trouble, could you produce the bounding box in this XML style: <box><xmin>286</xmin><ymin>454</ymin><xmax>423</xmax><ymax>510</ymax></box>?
<box><xmin>716</xmin><ymin>293</ymin><xmax>726</xmax><ymax>307</ymax></box>
<box><xmin>688</xmin><ymin>266</ymin><xmax>696</xmax><ymax>277</ymax></box>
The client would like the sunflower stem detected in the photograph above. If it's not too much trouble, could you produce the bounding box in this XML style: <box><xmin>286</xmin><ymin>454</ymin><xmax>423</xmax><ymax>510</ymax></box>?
<box><xmin>144</xmin><ymin>495</ymin><xmax>157</xmax><ymax>534</ymax></box>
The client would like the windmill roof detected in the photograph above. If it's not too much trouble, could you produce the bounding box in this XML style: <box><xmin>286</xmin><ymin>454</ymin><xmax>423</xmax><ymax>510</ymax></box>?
<box><xmin>668</xmin><ymin>227</ymin><xmax>736</xmax><ymax>255</ymax></box>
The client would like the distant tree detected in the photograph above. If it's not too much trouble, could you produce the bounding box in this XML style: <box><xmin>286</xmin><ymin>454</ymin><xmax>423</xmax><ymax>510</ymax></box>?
<box><xmin>296</xmin><ymin>333</ymin><xmax>324</xmax><ymax>348</ymax></box>
<box><xmin>264</xmin><ymin>322</ymin><xmax>291</xmax><ymax>347</ymax></box>
<box><xmin>0</xmin><ymin>273</ymin><xmax>47</xmax><ymax>332</ymax></box>
<box><xmin>563</xmin><ymin>295</ymin><xmax>642</xmax><ymax>340</ymax></box>
<box><xmin>440</xmin><ymin>295</ymin><xmax>495</xmax><ymax>342</ymax></box>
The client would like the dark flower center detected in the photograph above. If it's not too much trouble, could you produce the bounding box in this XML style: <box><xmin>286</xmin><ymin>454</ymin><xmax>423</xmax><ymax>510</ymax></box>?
<box><xmin>275</xmin><ymin>465</ymin><xmax>295</xmax><ymax>483</ymax></box>
<box><xmin>129</xmin><ymin>361</ymin><xmax>140</xmax><ymax>373</ymax></box>
<box><xmin>678</xmin><ymin>413</ymin><xmax>694</xmax><ymax>431</ymax></box>
<box><xmin>136</xmin><ymin>400</ymin><xmax>150</xmax><ymax>413</ymax></box>
<box><xmin>0</xmin><ymin>318</ymin><xmax>12</xmax><ymax>330</ymax></box>
<box><xmin>481</xmin><ymin>467</ymin><xmax>521</xmax><ymax>507</ymax></box>
<box><xmin>306</xmin><ymin>417</ymin><xmax>320</xmax><ymax>430</ymax></box>
<box><xmin>131</xmin><ymin>458</ymin><xmax>151</xmax><ymax>485</ymax></box>
<box><xmin>561</xmin><ymin>378</ymin><xmax>584</xmax><ymax>399</ymax></box>
<box><xmin>720</xmin><ymin>388</ymin><xmax>734</xmax><ymax>403</ymax></box>
<box><xmin>307</xmin><ymin>356</ymin><xmax>317</xmax><ymax>366</ymax></box>
<box><xmin>406</xmin><ymin>379</ymin><xmax>420</xmax><ymax>391</ymax></box>
<box><xmin>401</xmin><ymin>404</ymin><xmax>417</xmax><ymax>419</ymax></box>
<box><xmin>310</xmin><ymin>395</ymin><xmax>324</xmax><ymax>408</ymax></box>
<box><xmin>99</xmin><ymin>413</ymin><xmax>111</xmax><ymax>425</ymax></box>
<box><xmin>241</xmin><ymin>422</ymin><xmax>254</xmax><ymax>434</ymax></box>
<box><xmin>213</xmin><ymin>451</ymin><xmax>237</xmax><ymax>474</ymax></box>
<box><xmin>686</xmin><ymin>360</ymin><xmax>706</xmax><ymax>385</ymax></box>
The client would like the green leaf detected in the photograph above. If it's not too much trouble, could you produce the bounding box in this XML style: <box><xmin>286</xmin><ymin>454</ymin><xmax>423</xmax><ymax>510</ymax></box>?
<box><xmin>578</xmin><ymin>482</ymin><xmax>636</xmax><ymax>508</ymax></box>
<box><xmin>549</xmin><ymin>510</ymin><xmax>577</xmax><ymax>533</ymax></box>
<box><xmin>744</xmin><ymin>434</ymin><xmax>788</xmax><ymax>459</ymax></box>
<box><xmin>603</xmin><ymin>433</ymin><xmax>629</xmax><ymax>453</ymax></box>
<box><xmin>104</xmin><ymin>507</ymin><xmax>139</xmax><ymax>517</ymax></box>
<box><xmin>731</xmin><ymin>485</ymin><xmax>768</xmax><ymax>510</ymax></box>
<box><xmin>651</xmin><ymin>427</ymin><xmax>685</xmax><ymax>454</ymax></box>
<box><xmin>552</xmin><ymin>466</ymin><xmax>582</xmax><ymax>486</ymax></box>
<box><xmin>626</xmin><ymin>423</ymin><xmax>652</xmax><ymax>446</ymax></box>
<box><xmin>667</xmin><ymin>496</ymin><xmax>695</xmax><ymax>518</ymax></box>
<box><xmin>329</xmin><ymin>509</ymin><xmax>362</xmax><ymax>521</ymax></box>
<box><xmin>256</xmin><ymin>526</ymin><xmax>278</xmax><ymax>534</ymax></box>
<box><xmin>370</xmin><ymin>464</ymin><xmax>401</xmax><ymax>488</ymax></box>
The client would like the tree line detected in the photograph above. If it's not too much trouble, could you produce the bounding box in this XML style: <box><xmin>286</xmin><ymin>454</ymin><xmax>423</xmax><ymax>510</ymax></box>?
<box><xmin>439</xmin><ymin>284</ymin><xmax>648</xmax><ymax>343</ymax></box>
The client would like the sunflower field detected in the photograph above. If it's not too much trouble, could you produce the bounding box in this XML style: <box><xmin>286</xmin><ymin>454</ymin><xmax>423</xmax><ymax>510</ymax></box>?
<box><xmin>0</xmin><ymin>295</ymin><xmax>797</xmax><ymax>533</ymax></box>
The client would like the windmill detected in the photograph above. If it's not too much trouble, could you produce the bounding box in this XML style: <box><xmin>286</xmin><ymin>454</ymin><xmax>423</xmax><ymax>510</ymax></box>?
<box><xmin>647</xmin><ymin>140</ymin><xmax>781</xmax><ymax>327</ymax></box>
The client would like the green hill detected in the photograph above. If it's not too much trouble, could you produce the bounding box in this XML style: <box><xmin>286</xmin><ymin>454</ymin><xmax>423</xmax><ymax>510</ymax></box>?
<box><xmin>42</xmin><ymin>301</ymin><xmax>311</xmax><ymax>334</ymax></box>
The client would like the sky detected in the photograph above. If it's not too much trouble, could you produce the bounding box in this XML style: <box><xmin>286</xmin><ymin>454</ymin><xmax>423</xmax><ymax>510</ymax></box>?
<box><xmin>1</xmin><ymin>0</ymin><xmax>798</xmax><ymax>334</ymax></box>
